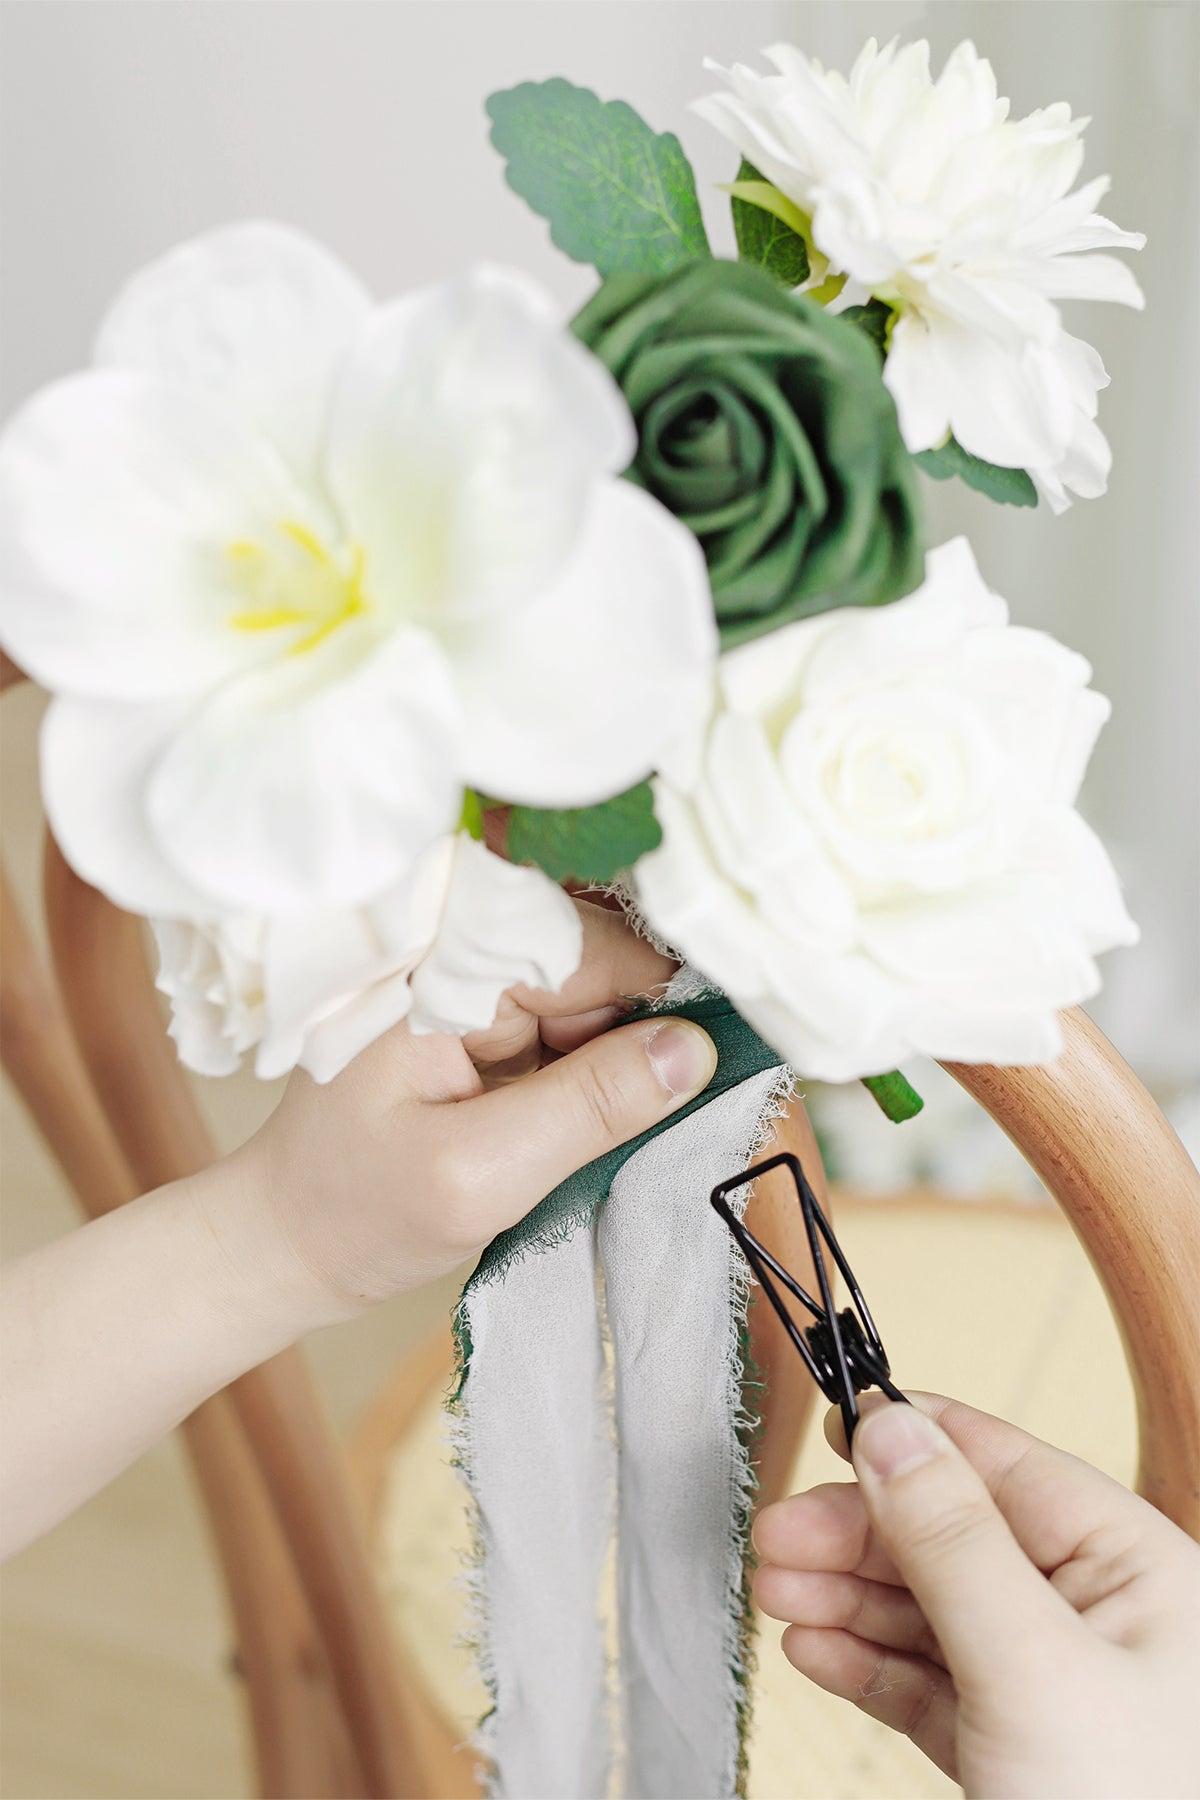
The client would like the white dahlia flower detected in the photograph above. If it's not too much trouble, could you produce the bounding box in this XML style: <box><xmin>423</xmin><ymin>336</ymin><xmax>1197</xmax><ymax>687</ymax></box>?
<box><xmin>695</xmin><ymin>38</ymin><xmax>1145</xmax><ymax>508</ymax></box>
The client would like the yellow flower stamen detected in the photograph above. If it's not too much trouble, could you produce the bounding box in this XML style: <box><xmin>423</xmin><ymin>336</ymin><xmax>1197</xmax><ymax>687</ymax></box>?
<box><xmin>278</xmin><ymin>519</ymin><xmax>331</xmax><ymax>564</ymax></box>
<box><xmin>226</xmin><ymin>522</ymin><xmax>369</xmax><ymax>656</ymax></box>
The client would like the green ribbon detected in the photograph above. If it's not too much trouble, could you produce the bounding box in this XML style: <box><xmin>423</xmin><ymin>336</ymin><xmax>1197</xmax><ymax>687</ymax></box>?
<box><xmin>469</xmin><ymin>992</ymin><xmax>786</xmax><ymax>1288</ymax></box>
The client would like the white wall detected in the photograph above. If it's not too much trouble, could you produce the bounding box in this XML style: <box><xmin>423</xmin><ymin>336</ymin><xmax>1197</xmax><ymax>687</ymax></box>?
<box><xmin>2</xmin><ymin>0</ymin><xmax>1196</xmax><ymax>1082</ymax></box>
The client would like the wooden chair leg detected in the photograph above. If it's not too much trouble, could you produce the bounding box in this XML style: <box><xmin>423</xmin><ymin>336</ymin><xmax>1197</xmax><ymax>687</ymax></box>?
<box><xmin>43</xmin><ymin>835</ymin><xmax>444</xmax><ymax>1796</ymax></box>
<box><xmin>2</xmin><ymin>863</ymin><xmax>361</xmax><ymax>1796</ymax></box>
<box><xmin>1</xmin><ymin>868</ymin><xmax>129</xmax><ymax>1218</ymax></box>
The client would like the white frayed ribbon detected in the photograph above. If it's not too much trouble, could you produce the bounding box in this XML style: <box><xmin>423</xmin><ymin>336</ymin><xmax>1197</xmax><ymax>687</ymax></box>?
<box><xmin>452</xmin><ymin>1065</ymin><xmax>789</xmax><ymax>1798</ymax></box>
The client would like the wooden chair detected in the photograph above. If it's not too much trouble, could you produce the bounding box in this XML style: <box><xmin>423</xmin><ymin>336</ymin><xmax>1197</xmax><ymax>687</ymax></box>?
<box><xmin>3</xmin><ymin>651</ymin><xmax>1198</xmax><ymax>1796</ymax></box>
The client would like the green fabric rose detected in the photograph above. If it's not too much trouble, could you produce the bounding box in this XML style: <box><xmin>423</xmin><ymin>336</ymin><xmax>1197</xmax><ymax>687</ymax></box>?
<box><xmin>573</xmin><ymin>259</ymin><xmax>923</xmax><ymax>648</ymax></box>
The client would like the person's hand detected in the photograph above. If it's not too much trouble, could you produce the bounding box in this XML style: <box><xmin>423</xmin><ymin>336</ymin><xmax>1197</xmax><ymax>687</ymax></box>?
<box><xmin>2</xmin><ymin>897</ymin><xmax>717</xmax><ymax>1557</ymax></box>
<box><xmin>754</xmin><ymin>1392</ymin><xmax>1200</xmax><ymax>1799</ymax></box>
<box><xmin>219</xmin><ymin>898</ymin><xmax>716</xmax><ymax>1324</ymax></box>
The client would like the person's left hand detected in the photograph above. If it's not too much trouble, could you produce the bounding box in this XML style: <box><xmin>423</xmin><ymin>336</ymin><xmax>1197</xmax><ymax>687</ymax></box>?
<box><xmin>222</xmin><ymin>898</ymin><xmax>716</xmax><ymax>1323</ymax></box>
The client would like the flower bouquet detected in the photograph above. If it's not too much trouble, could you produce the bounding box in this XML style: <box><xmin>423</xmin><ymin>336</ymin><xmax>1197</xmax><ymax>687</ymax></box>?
<box><xmin>0</xmin><ymin>34</ymin><xmax>1144</xmax><ymax>1798</ymax></box>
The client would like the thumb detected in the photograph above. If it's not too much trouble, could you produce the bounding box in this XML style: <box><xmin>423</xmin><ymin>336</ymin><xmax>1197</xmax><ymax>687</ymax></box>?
<box><xmin>851</xmin><ymin>1401</ymin><xmax>1072</xmax><ymax>1689</ymax></box>
<box><xmin>451</xmin><ymin>1016</ymin><xmax>717</xmax><ymax>1226</ymax></box>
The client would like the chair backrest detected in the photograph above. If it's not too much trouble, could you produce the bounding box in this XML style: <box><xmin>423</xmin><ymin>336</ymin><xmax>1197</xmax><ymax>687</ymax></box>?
<box><xmin>946</xmin><ymin>1014</ymin><xmax>1200</xmax><ymax>1535</ymax></box>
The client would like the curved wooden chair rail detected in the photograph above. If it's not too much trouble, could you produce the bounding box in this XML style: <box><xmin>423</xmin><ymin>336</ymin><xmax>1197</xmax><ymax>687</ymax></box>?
<box><xmin>3</xmin><ymin>804</ymin><xmax>1198</xmax><ymax>1798</ymax></box>
<box><xmin>946</xmin><ymin>1020</ymin><xmax>1200</xmax><ymax>1534</ymax></box>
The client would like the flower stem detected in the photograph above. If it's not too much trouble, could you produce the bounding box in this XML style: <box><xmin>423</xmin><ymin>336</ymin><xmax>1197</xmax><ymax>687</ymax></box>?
<box><xmin>861</xmin><ymin>1070</ymin><xmax>924</xmax><ymax>1122</ymax></box>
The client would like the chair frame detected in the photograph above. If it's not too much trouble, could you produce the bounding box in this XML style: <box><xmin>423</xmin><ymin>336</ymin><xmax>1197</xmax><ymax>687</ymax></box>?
<box><xmin>3</xmin><ymin>653</ymin><xmax>1197</xmax><ymax>1796</ymax></box>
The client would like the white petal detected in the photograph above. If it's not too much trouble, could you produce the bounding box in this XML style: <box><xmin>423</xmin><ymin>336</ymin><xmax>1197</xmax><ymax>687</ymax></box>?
<box><xmin>890</xmin><ymin>317</ymin><xmax>1074</xmax><ymax>468</ymax></box>
<box><xmin>1018</xmin><ymin>252</ymin><xmax>1145</xmax><ymax>308</ymax></box>
<box><xmin>861</xmin><ymin>878</ymin><xmax>1100</xmax><ymax>1018</ymax></box>
<box><xmin>152</xmin><ymin>920</ymin><xmax>249</xmax><ymax>1076</ymax></box>
<box><xmin>810</xmin><ymin>171</ymin><xmax>913</xmax><ymax>287</ymax></box>
<box><xmin>923</xmin><ymin>269</ymin><xmax>1059</xmax><ymax>347</ymax></box>
<box><xmin>717</xmin><ymin>612</ymin><xmax>844</xmax><ymax>721</ymax></box>
<box><xmin>635</xmin><ymin>782</ymin><xmax>774</xmax><ymax>1000</ymax></box>
<box><xmin>1055</xmin><ymin>331</ymin><xmax>1110</xmax><ymax>414</ymax></box>
<box><xmin>408</xmin><ymin>837</ymin><xmax>583</xmax><ymax>1036</ymax></box>
<box><xmin>262</xmin><ymin>905</ymin><xmax>406</xmax><ymax>1049</ymax></box>
<box><xmin>701</xmin><ymin>712</ymin><xmax>857</xmax><ymax>948</ymax></box>
<box><xmin>1014</xmin><ymin>176</ymin><xmax>1145</xmax><ymax>255</ymax></box>
<box><xmin>796</xmin><ymin>538</ymin><xmax>1003</xmax><ymax>705</ymax></box>
<box><xmin>910</xmin><ymin>997</ymin><xmax>1066</xmax><ymax>1068</ymax></box>
<box><xmin>95</xmin><ymin>221</ymin><xmax>372</xmax><ymax>489</ymax></box>
<box><xmin>261</xmin><ymin>838</ymin><xmax>454</xmax><ymax>1045</ymax></box>
<box><xmin>1053</xmin><ymin>212</ymin><xmax>1145</xmax><ymax>254</ymax></box>
<box><xmin>1017</xmin><ymin>807</ymin><xmax>1139</xmax><ymax>955</ymax></box>
<box><xmin>329</xmin><ymin>266</ymin><xmax>634</xmax><ymax>626</ymax></box>
<box><xmin>165</xmin><ymin>998</ymin><xmax>246</xmax><ymax>1078</ymax></box>
<box><xmin>290</xmin><ymin>970</ymin><xmax>416</xmax><ymax>1084</ymax></box>
<box><xmin>146</xmin><ymin>625</ymin><xmax>462</xmax><ymax>912</ymax></box>
<box><xmin>152</xmin><ymin>914</ymin><xmax>272</xmax><ymax>1076</ymax></box>
<box><xmin>454</xmin><ymin>480</ymin><xmax>716</xmax><ymax>807</ymax></box>
<box><xmin>690</xmin><ymin>87</ymin><xmax>825</xmax><ymax>213</ymax></box>
<box><xmin>883</xmin><ymin>313</ymin><xmax>953</xmax><ymax>453</ymax></box>
<box><xmin>1030</xmin><ymin>336</ymin><xmax>1111</xmax><ymax>509</ymax></box>
<box><xmin>958</xmin><ymin>624</ymin><xmax>1102</xmax><ymax>805</ymax></box>
<box><xmin>736</xmin><ymin>971</ymin><xmax>910</xmax><ymax>1083</ymax></box>
<box><xmin>42</xmin><ymin>695</ymin><xmax>219</xmax><ymax>916</ymax></box>
<box><xmin>0</xmin><ymin>371</ymin><xmax>310</xmax><ymax>700</ymax></box>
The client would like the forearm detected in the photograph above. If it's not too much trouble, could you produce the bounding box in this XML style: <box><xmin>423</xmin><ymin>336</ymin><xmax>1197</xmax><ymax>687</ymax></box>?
<box><xmin>0</xmin><ymin>1153</ymin><xmax>324</xmax><ymax>1558</ymax></box>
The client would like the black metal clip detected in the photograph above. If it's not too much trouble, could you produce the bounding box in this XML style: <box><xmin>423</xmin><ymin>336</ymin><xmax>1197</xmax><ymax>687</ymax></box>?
<box><xmin>710</xmin><ymin>1151</ymin><xmax>907</xmax><ymax>1446</ymax></box>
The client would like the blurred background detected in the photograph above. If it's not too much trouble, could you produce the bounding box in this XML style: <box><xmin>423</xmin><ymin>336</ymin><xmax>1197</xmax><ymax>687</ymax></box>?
<box><xmin>1</xmin><ymin>3</ymin><xmax>1196</xmax><ymax>1796</ymax></box>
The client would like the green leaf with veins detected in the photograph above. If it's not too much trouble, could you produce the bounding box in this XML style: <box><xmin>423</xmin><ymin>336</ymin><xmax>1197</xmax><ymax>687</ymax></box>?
<box><xmin>506</xmin><ymin>782</ymin><xmax>662</xmax><ymax>883</ymax></box>
<box><xmin>486</xmin><ymin>79</ymin><xmax>710</xmax><ymax>277</ymax></box>
<box><xmin>730</xmin><ymin>158</ymin><xmax>809</xmax><ymax>286</ymax></box>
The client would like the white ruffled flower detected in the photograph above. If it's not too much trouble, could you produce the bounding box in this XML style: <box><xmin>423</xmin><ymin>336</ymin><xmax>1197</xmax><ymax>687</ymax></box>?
<box><xmin>153</xmin><ymin>832</ymin><xmax>582</xmax><ymax>1083</ymax></box>
<box><xmin>0</xmin><ymin>222</ymin><xmax>715</xmax><ymax>919</ymax></box>
<box><xmin>635</xmin><ymin>538</ymin><xmax>1138</xmax><ymax>1080</ymax></box>
<box><xmin>694</xmin><ymin>38</ymin><xmax>1144</xmax><ymax>507</ymax></box>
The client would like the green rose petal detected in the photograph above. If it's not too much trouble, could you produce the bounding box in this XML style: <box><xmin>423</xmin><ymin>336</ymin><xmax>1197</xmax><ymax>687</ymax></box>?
<box><xmin>573</xmin><ymin>261</ymin><xmax>924</xmax><ymax>647</ymax></box>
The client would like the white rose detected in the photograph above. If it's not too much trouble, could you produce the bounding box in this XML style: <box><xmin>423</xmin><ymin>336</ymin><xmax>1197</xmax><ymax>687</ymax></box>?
<box><xmin>0</xmin><ymin>224</ymin><xmax>714</xmax><ymax>920</ymax></box>
<box><xmin>153</xmin><ymin>833</ymin><xmax>581</xmax><ymax>1083</ymax></box>
<box><xmin>635</xmin><ymin>538</ymin><xmax>1138</xmax><ymax>1080</ymax></box>
<box><xmin>694</xmin><ymin>38</ymin><xmax>1144</xmax><ymax>504</ymax></box>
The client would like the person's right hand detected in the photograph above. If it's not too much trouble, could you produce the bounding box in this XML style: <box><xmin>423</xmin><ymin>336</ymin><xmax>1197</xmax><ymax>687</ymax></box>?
<box><xmin>754</xmin><ymin>1392</ymin><xmax>1200</xmax><ymax>1799</ymax></box>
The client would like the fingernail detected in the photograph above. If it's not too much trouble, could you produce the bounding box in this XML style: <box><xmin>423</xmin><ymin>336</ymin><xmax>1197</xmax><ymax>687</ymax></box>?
<box><xmin>854</xmin><ymin>1404</ymin><xmax>945</xmax><ymax>1480</ymax></box>
<box><xmin>645</xmin><ymin>1020</ymin><xmax>718</xmax><ymax>1099</ymax></box>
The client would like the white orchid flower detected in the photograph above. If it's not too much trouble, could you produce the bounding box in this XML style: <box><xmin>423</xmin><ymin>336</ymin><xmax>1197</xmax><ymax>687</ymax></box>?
<box><xmin>0</xmin><ymin>223</ymin><xmax>716</xmax><ymax>919</ymax></box>
<box><xmin>635</xmin><ymin>538</ymin><xmax>1139</xmax><ymax>1081</ymax></box>
<box><xmin>694</xmin><ymin>38</ymin><xmax>1145</xmax><ymax>504</ymax></box>
<box><xmin>154</xmin><ymin>831</ymin><xmax>582</xmax><ymax>1083</ymax></box>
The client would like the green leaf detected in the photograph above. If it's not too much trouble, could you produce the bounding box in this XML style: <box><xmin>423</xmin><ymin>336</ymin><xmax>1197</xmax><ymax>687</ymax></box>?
<box><xmin>506</xmin><ymin>782</ymin><xmax>662</xmax><ymax>883</ymax></box>
<box><xmin>841</xmin><ymin>299</ymin><xmax>893</xmax><ymax>358</ymax></box>
<box><xmin>730</xmin><ymin>159</ymin><xmax>809</xmax><ymax>286</ymax></box>
<box><xmin>861</xmin><ymin>1071</ymin><xmax>925</xmax><ymax>1123</ymax></box>
<box><xmin>486</xmin><ymin>79</ymin><xmax>710</xmax><ymax>277</ymax></box>
<box><xmin>915</xmin><ymin>437</ymin><xmax>1038</xmax><ymax>508</ymax></box>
